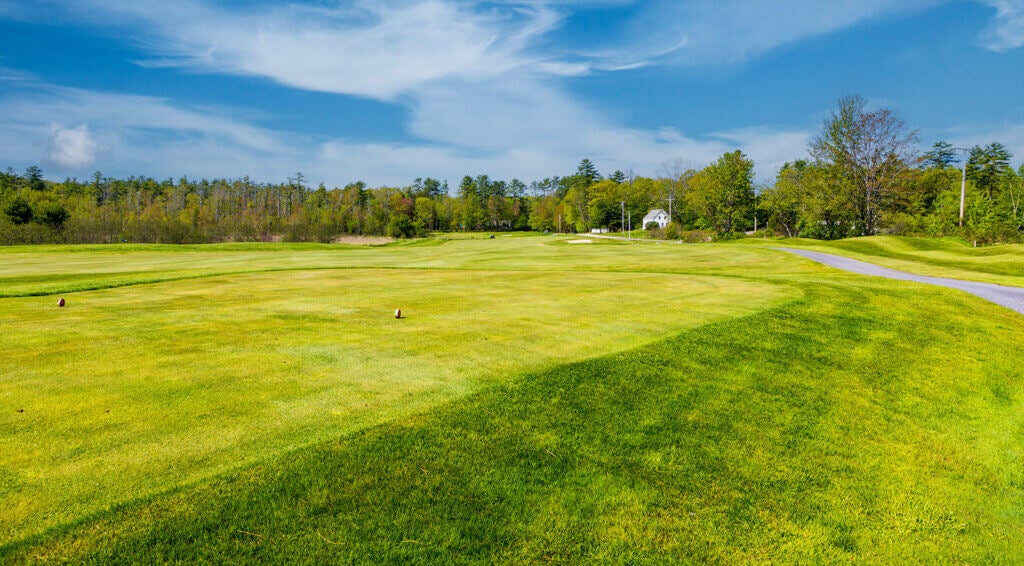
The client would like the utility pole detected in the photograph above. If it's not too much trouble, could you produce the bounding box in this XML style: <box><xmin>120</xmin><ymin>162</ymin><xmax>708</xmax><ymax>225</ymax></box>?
<box><xmin>666</xmin><ymin>196</ymin><xmax>674</xmax><ymax>223</ymax></box>
<box><xmin>955</xmin><ymin>147</ymin><xmax>970</xmax><ymax>227</ymax></box>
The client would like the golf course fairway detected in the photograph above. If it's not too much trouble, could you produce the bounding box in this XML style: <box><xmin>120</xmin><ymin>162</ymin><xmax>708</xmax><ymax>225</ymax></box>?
<box><xmin>2</xmin><ymin>234</ymin><xmax>1023</xmax><ymax>563</ymax></box>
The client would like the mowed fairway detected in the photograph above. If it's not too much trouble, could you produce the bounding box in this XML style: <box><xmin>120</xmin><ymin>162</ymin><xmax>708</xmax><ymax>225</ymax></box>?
<box><xmin>0</xmin><ymin>236</ymin><xmax>793</xmax><ymax>545</ymax></box>
<box><xmin>2</xmin><ymin>235</ymin><xmax>1024</xmax><ymax>563</ymax></box>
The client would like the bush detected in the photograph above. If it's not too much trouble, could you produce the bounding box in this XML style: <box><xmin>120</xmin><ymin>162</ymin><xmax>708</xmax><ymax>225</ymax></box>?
<box><xmin>4</xmin><ymin>197</ymin><xmax>32</xmax><ymax>225</ymax></box>
<box><xmin>681</xmin><ymin>230</ymin><xmax>715</xmax><ymax>243</ymax></box>
<box><xmin>33</xmin><ymin>202</ymin><xmax>70</xmax><ymax>230</ymax></box>
<box><xmin>387</xmin><ymin>216</ymin><xmax>417</xmax><ymax>239</ymax></box>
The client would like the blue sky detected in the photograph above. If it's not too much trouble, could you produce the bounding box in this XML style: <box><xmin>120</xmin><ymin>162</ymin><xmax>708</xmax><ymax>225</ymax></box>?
<box><xmin>1</xmin><ymin>0</ymin><xmax>1023</xmax><ymax>187</ymax></box>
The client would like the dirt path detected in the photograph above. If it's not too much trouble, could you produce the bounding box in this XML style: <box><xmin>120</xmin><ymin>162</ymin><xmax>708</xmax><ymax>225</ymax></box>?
<box><xmin>779</xmin><ymin>248</ymin><xmax>1024</xmax><ymax>316</ymax></box>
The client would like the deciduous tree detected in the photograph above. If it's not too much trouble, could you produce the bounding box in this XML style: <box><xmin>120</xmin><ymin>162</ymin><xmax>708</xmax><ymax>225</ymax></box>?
<box><xmin>810</xmin><ymin>95</ymin><xmax>919</xmax><ymax>235</ymax></box>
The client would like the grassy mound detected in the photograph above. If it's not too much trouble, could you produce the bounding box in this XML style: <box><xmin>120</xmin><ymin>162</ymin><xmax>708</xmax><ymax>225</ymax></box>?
<box><xmin>742</xmin><ymin>236</ymin><xmax>1024</xmax><ymax>286</ymax></box>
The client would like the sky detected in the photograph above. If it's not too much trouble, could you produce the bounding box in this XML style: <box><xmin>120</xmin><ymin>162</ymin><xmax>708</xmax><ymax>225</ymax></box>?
<box><xmin>1</xmin><ymin>0</ymin><xmax>1023</xmax><ymax>188</ymax></box>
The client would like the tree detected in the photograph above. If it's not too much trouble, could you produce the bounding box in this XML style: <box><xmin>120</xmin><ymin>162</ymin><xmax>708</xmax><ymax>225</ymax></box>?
<box><xmin>587</xmin><ymin>179</ymin><xmax>626</xmax><ymax>230</ymax></box>
<box><xmin>922</xmin><ymin>141</ymin><xmax>958</xmax><ymax>169</ymax></box>
<box><xmin>661</xmin><ymin>158</ymin><xmax>692</xmax><ymax>223</ymax></box>
<box><xmin>563</xmin><ymin>159</ymin><xmax>600</xmax><ymax>232</ymax></box>
<box><xmin>422</xmin><ymin>178</ymin><xmax>443</xmax><ymax>198</ymax></box>
<box><xmin>528</xmin><ymin>194</ymin><xmax>560</xmax><ymax>232</ymax></box>
<box><xmin>288</xmin><ymin>171</ymin><xmax>306</xmax><ymax>190</ymax></box>
<box><xmin>686</xmin><ymin>150</ymin><xmax>756</xmax><ymax>235</ymax></box>
<box><xmin>810</xmin><ymin>95</ymin><xmax>919</xmax><ymax>235</ymax></box>
<box><xmin>25</xmin><ymin>166</ymin><xmax>45</xmax><ymax>191</ymax></box>
<box><xmin>4</xmin><ymin>197</ymin><xmax>33</xmax><ymax>225</ymax></box>
<box><xmin>967</xmin><ymin>142</ymin><xmax>1012</xmax><ymax>199</ymax></box>
<box><xmin>414</xmin><ymin>196</ymin><xmax>435</xmax><ymax>231</ymax></box>
<box><xmin>458</xmin><ymin>175</ymin><xmax>483</xmax><ymax>230</ymax></box>
<box><xmin>34</xmin><ymin>202</ymin><xmax>70</xmax><ymax>230</ymax></box>
<box><xmin>575</xmin><ymin>159</ymin><xmax>600</xmax><ymax>186</ymax></box>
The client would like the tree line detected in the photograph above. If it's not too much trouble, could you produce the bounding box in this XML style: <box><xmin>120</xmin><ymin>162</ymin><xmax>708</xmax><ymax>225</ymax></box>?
<box><xmin>2</xmin><ymin>95</ymin><xmax>1022</xmax><ymax>245</ymax></box>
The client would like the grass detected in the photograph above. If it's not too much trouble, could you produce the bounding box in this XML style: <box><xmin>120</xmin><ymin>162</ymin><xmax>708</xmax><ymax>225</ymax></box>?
<box><xmin>739</xmin><ymin>235</ymin><xmax>1024</xmax><ymax>287</ymax></box>
<box><xmin>2</xmin><ymin>234</ymin><xmax>1023</xmax><ymax>562</ymax></box>
<box><xmin>0</xmin><ymin>235</ymin><xmax>793</xmax><ymax>545</ymax></box>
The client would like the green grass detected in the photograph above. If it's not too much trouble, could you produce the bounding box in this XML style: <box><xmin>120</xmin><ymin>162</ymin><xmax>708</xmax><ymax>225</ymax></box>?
<box><xmin>740</xmin><ymin>235</ymin><xmax>1024</xmax><ymax>287</ymax></box>
<box><xmin>2</xmin><ymin>235</ymin><xmax>1023</xmax><ymax>562</ymax></box>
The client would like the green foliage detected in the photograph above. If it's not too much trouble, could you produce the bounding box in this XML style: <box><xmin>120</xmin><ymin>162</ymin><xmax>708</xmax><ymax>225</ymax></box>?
<box><xmin>575</xmin><ymin>158</ymin><xmax>600</xmax><ymax>186</ymax></box>
<box><xmin>686</xmin><ymin>150</ymin><xmax>756</xmax><ymax>235</ymax></box>
<box><xmin>757</xmin><ymin>99</ymin><xmax>1021</xmax><ymax>244</ymax></box>
<box><xmin>24</xmin><ymin>166</ymin><xmax>45</xmax><ymax>191</ymax></box>
<box><xmin>33</xmin><ymin>202</ymin><xmax>69</xmax><ymax>230</ymax></box>
<box><xmin>2</xmin><ymin>126</ymin><xmax>1020</xmax><ymax>247</ymax></box>
<box><xmin>387</xmin><ymin>215</ymin><xmax>418</xmax><ymax>238</ymax></box>
<box><xmin>922</xmin><ymin>141</ymin><xmax>958</xmax><ymax>169</ymax></box>
<box><xmin>809</xmin><ymin>95</ymin><xmax>920</xmax><ymax>235</ymax></box>
<box><xmin>4</xmin><ymin>197</ymin><xmax>33</xmax><ymax>225</ymax></box>
<box><xmin>967</xmin><ymin>142</ymin><xmax>1012</xmax><ymax>199</ymax></box>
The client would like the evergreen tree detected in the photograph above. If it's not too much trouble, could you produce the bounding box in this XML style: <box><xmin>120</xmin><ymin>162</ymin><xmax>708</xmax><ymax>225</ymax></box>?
<box><xmin>922</xmin><ymin>141</ymin><xmax>958</xmax><ymax>169</ymax></box>
<box><xmin>967</xmin><ymin>143</ymin><xmax>1012</xmax><ymax>199</ymax></box>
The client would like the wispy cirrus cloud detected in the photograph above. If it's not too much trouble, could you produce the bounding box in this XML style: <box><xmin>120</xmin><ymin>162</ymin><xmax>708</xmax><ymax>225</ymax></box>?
<box><xmin>0</xmin><ymin>78</ymin><xmax>812</xmax><ymax>184</ymax></box>
<box><xmin>586</xmin><ymin>0</ymin><xmax>949</xmax><ymax>69</ymax></box>
<box><xmin>980</xmin><ymin>0</ymin><xmax>1024</xmax><ymax>50</ymax></box>
<box><xmin>20</xmin><ymin>0</ymin><xmax>572</xmax><ymax>100</ymax></box>
<box><xmin>0</xmin><ymin>1</ymin><xmax>821</xmax><ymax>184</ymax></box>
<box><xmin>1</xmin><ymin>0</ymin><xmax>1021</xmax><ymax>186</ymax></box>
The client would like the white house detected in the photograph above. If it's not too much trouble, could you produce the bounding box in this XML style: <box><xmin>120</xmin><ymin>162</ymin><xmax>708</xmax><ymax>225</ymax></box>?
<box><xmin>642</xmin><ymin>209</ymin><xmax>670</xmax><ymax>229</ymax></box>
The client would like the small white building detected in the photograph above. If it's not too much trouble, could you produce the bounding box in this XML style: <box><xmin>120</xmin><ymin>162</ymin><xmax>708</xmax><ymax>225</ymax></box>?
<box><xmin>642</xmin><ymin>209</ymin><xmax>670</xmax><ymax>229</ymax></box>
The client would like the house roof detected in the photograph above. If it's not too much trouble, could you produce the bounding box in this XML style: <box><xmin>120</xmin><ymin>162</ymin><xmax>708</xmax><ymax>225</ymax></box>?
<box><xmin>643</xmin><ymin>209</ymin><xmax>668</xmax><ymax>221</ymax></box>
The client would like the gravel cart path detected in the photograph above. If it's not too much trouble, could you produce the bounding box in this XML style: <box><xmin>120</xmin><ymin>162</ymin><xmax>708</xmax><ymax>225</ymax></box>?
<box><xmin>779</xmin><ymin>248</ymin><xmax>1024</xmax><ymax>316</ymax></box>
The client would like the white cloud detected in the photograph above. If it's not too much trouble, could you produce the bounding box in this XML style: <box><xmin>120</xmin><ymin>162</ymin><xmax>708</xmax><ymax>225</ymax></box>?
<box><xmin>45</xmin><ymin>124</ymin><xmax>104</xmax><ymax>169</ymax></box>
<box><xmin>949</xmin><ymin>124</ymin><xmax>1024</xmax><ymax>164</ymax></box>
<box><xmin>980</xmin><ymin>0</ymin><xmax>1024</xmax><ymax>50</ymax></box>
<box><xmin>4</xmin><ymin>0</ymin><xmax>1019</xmax><ymax>187</ymax></box>
<box><xmin>590</xmin><ymin>0</ymin><xmax>948</xmax><ymax>69</ymax></box>
<box><xmin>0</xmin><ymin>79</ymin><xmax>809</xmax><ymax>186</ymax></box>
<box><xmin>713</xmin><ymin>127</ymin><xmax>815</xmax><ymax>180</ymax></box>
<box><xmin>31</xmin><ymin>0</ymin><xmax>569</xmax><ymax>101</ymax></box>
<box><xmin>0</xmin><ymin>85</ymin><xmax>297</xmax><ymax>179</ymax></box>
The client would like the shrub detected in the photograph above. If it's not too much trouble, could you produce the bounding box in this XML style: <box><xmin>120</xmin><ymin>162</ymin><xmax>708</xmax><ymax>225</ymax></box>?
<box><xmin>33</xmin><ymin>202</ymin><xmax>70</xmax><ymax>230</ymax></box>
<box><xmin>4</xmin><ymin>197</ymin><xmax>33</xmax><ymax>225</ymax></box>
<box><xmin>387</xmin><ymin>216</ymin><xmax>417</xmax><ymax>239</ymax></box>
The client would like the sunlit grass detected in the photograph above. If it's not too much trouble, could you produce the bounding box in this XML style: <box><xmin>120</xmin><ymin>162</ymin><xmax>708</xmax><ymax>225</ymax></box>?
<box><xmin>0</xmin><ymin>239</ymin><xmax>793</xmax><ymax>543</ymax></box>
<box><xmin>2</xmin><ymin>235</ymin><xmax>1023</xmax><ymax>562</ymax></box>
<box><xmin>740</xmin><ymin>235</ymin><xmax>1024</xmax><ymax>286</ymax></box>
<box><xmin>7</xmin><ymin>265</ymin><xmax>1024</xmax><ymax>563</ymax></box>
